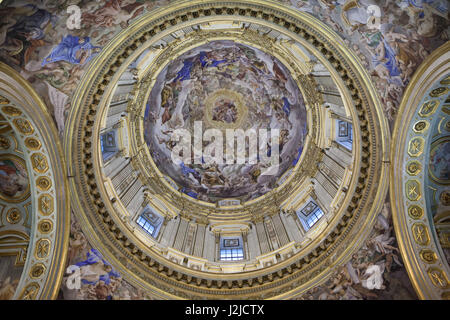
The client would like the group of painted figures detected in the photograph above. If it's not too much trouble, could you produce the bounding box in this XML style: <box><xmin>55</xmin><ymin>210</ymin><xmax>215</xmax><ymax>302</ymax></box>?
<box><xmin>144</xmin><ymin>41</ymin><xmax>307</xmax><ymax>203</ymax></box>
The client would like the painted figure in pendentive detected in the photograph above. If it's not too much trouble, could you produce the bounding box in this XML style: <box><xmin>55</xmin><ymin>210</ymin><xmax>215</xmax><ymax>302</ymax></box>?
<box><xmin>42</xmin><ymin>35</ymin><xmax>101</xmax><ymax>66</ymax></box>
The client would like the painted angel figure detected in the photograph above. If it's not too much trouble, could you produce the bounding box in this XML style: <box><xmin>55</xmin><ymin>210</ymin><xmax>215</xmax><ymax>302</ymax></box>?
<box><xmin>82</xmin><ymin>0</ymin><xmax>146</xmax><ymax>29</ymax></box>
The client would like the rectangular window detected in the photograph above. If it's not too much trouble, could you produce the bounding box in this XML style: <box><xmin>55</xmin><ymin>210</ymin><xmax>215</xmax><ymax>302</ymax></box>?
<box><xmin>101</xmin><ymin>130</ymin><xmax>118</xmax><ymax>161</ymax></box>
<box><xmin>337</xmin><ymin>121</ymin><xmax>353</xmax><ymax>151</ymax></box>
<box><xmin>137</xmin><ymin>215</ymin><xmax>156</xmax><ymax>236</ymax></box>
<box><xmin>297</xmin><ymin>200</ymin><xmax>325</xmax><ymax>231</ymax></box>
<box><xmin>305</xmin><ymin>207</ymin><xmax>324</xmax><ymax>230</ymax></box>
<box><xmin>220</xmin><ymin>248</ymin><xmax>244</xmax><ymax>261</ymax></box>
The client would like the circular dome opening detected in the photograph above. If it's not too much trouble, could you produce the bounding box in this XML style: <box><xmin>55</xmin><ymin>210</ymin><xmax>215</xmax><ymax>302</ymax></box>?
<box><xmin>144</xmin><ymin>40</ymin><xmax>307</xmax><ymax>203</ymax></box>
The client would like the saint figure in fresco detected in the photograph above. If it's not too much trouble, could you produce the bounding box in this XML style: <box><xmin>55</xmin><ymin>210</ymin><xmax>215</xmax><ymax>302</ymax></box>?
<box><xmin>42</xmin><ymin>35</ymin><xmax>101</xmax><ymax>66</ymax></box>
<box><xmin>0</xmin><ymin>159</ymin><xmax>28</xmax><ymax>199</ymax></box>
<box><xmin>0</xmin><ymin>4</ymin><xmax>57</xmax><ymax>66</ymax></box>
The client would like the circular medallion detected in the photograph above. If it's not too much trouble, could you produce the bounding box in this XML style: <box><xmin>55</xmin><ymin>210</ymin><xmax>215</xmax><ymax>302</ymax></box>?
<box><xmin>413</xmin><ymin>120</ymin><xmax>429</xmax><ymax>133</ymax></box>
<box><xmin>408</xmin><ymin>205</ymin><xmax>424</xmax><ymax>220</ymax></box>
<box><xmin>6</xmin><ymin>207</ymin><xmax>21</xmax><ymax>224</ymax></box>
<box><xmin>439</xmin><ymin>190</ymin><xmax>450</xmax><ymax>206</ymax></box>
<box><xmin>204</xmin><ymin>89</ymin><xmax>248</xmax><ymax>130</ymax></box>
<box><xmin>38</xmin><ymin>219</ymin><xmax>53</xmax><ymax>234</ymax></box>
<box><xmin>406</xmin><ymin>160</ymin><xmax>422</xmax><ymax>176</ymax></box>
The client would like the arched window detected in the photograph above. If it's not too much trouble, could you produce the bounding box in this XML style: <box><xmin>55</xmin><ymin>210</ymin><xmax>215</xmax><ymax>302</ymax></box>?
<box><xmin>219</xmin><ymin>236</ymin><xmax>244</xmax><ymax>261</ymax></box>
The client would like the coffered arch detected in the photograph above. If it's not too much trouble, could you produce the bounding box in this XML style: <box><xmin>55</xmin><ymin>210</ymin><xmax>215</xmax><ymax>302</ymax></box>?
<box><xmin>0</xmin><ymin>62</ymin><xmax>70</xmax><ymax>300</ymax></box>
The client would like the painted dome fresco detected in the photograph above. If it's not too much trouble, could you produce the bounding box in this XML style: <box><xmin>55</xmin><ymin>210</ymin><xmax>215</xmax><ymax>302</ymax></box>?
<box><xmin>144</xmin><ymin>40</ymin><xmax>307</xmax><ymax>202</ymax></box>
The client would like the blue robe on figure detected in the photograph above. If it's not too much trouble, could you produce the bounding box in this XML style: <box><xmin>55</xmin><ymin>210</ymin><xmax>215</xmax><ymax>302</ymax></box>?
<box><xmin>75</xmin><ymin>249</ymin><xmax>120</xmax><ymax>286</ymax></box>
<box><xmin>282</xmin><ymin>97</ymin><xmax>291</xmax><ymax>116</ymax></box>
<box><xmin>42</xmin><ymin>35</ymin><xmax>100</xmax><ymax>66</ymax></box>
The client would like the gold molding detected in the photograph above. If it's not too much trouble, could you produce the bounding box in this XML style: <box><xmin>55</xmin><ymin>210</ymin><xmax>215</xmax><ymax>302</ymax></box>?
<box><xmin>0</xmin><ymin>62</ymin><xmax>71</xmax><ymax>300</ymax></box>
<box><xmin>65</xmin><ymin>0</ymin><xmax>388</xmax><ymax>299</ymax></box>
<box><xmin>390</xmin><ymin>41</ymin><xmax>450</xmax><ymax>300</ymax></box>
